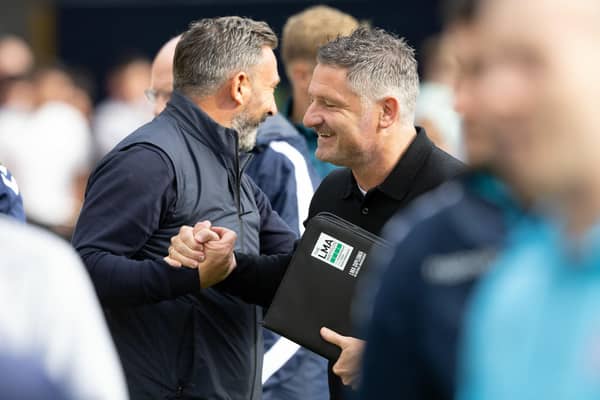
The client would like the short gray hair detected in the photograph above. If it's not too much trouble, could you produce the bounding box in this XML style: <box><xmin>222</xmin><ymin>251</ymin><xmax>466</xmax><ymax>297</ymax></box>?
<box><xmin>317</xmin><ymin>27</ymin><xmax>419</xmax><ymax>124</ymax></box>
<box><xmin>174</xmin><ymin>16</ymin><xmax>278</xmax><ymax>98</ymax></box>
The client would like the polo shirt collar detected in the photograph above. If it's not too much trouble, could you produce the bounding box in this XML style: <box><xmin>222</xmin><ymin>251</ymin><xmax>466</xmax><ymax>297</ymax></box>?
<box><xmin>341</xmin><ymin>127</ymin><xmax>434</xmax><ymax>201</ymax></box>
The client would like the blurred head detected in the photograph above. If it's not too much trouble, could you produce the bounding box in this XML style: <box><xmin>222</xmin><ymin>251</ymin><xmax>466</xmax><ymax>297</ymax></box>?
<box><xmin>107</xmin><ymin>55</ymin><xmax>151</xmax><ymax>104</ymax></box>
<box><xmin>476</xmin><ymin>0</ymin><xmax>600</xmax><ymax>199</ymax></box>
<box><xmin>303</xmin><ymin>27</ymin><xmax>419</xmax><ymax>169</ymax></box>
<box><xmin>0</xmin><ymin>35</ymin><xmax>34</xmax><ymax>109</ymax></box>
<box><xmin>0</xmin><ymin>35</ymin><xmax>33</xmax><ymax>79</ymax></box>
<box><xmin>441</xmin><ymin>0</ymin><xmax>495</xmax><ymax>167</ymax></box>
<box><xmin>282</xmin><ymin>6</ymin><xmax>359</xmax><ymax>120</ymax></box>
<box><xmin>174</xmin><ymin>17</ymin><xmax>279</xmax><ymax>152</ymax></box>
<box><xmin>148</xmin><ymin>35</ymin><xmax>180</xmax><ymax>116</ymax></box>
<box><xmin>33</xmin><ymin>66</ymin><xmax>76</xmax><ymax>106</ymax></box>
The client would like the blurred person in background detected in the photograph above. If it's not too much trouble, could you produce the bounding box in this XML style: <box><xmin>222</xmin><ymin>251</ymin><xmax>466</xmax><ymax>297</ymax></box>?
<box><xmin>280</xmin><ymin>5</ymin><xmax>360</xmax><ymax>179</ymax></box>
<box><xmin>0</xmin><ymin>214</ymin><xmax>128</xmax><ymax>399</ymax></box>
<box><xmin>358</xmin><ymin>0</ymin><xmax>525</xmax><ymax>398</ymax></box>
<box><xmin>0</xmin><ymin>35</ymin><xmax>35</xmax><ymax>167</ymax></box>
<box><xmin>146</xmin><ymin>31</ymin><xmax>325</xmax><ymax>400</ymax></box>
<box><xmin>457</xmin><ymin>0</ymin><xmax>600</xmax><ymax>399</ymax></box>
<box><xmin>0</xmin><ymin>34</ymin><xmax>35</xmax><ymax>111</ymax></box>
<box><xmin>146</xmin><ymin>35</ymin><xmax>179</xmax><ymax>117</ymax></box>
<box><xmin>73</xmin><ymin>17</ymin><xmax>297</xmax><ymax>399</ymax></box>
<box><xmin>0</xmin><ymin>163</ymin><xmax>24</xmax><ymax>222</ymax></box>
<box><xmin>5</xmin><ymin>65</ymin><xmax>93</xmax><ymax>239</ymax></box>
<box><xmin>415</xmin><ymin>33</ymin><xmax>463</xmax><ymax>159</ymax></box>
<box><xmin>165</xmin><ymin>26</ymin><xmax>464</xmax><ymax>400</ymax></box>
<box><xmin>93</xmin><ymin>54</ymin><xmax>153</xmax><ymax>157</ymax></box>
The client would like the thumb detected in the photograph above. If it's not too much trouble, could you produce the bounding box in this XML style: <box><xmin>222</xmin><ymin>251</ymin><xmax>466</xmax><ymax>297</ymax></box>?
<box><xmin>211</xmin><ymin>227</ymin><xmax>237</xmax><ymax>242</ymax></box>
<box><xmin>320</xmin><ymin>327</ymin><xmax>346</xmax><ymax>348</ymax></box>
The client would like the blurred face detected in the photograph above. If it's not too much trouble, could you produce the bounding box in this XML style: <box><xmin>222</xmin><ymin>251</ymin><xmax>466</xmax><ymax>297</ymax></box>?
<box><xmin>234</xmin><ymin>46</ymin><xmax>279</xmax><ymax>152</ymax></box>
<box><xmin>303</xmin><ymin>64</ymin><xmax>379</xmax><ymax>168</ymax></box>
<box><xmin>478</xmin><ymin>0</ymin><xmax>600</xmax><ymax>198</ymax></box>
<box><xmin>451</xmin><ymin>22</ymin><xmax>496</xmax><ymax>167</ymax></box>
<box><xmin>149</xmin><ymin>54</ymin><xmax>174</xmax><ymax>116</ymax></box>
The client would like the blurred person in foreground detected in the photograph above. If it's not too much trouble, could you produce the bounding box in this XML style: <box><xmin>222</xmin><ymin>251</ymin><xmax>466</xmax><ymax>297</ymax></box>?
<box><xmin>280</xmin><ymin>5</ymin><xmax>360</xmax><ymax>179</ymax></box>
<box><xmin>72</xmin><ymin>17</ymin><xmax>296</xmax><ymax>399</ymax></box>
<box><xmin>0</xmin><ymin>214</ymin><xmax>128</xmax><ymax>399</ymax></box>
<box><xmin>146</xmin><ymin>30</ymin><xmax>324</xmax><ymax>400</ymax></box>
<box><xmin>165</xmin><ymin>26</ymin><xmax>463</xmax><ymax>400</ymax></box>
<box><xmin>358</xmin><ymin>0</ymin><xmax>525</xmax><ymax>398</ymax></box>
<box><xmin>457</xmin><ymin>0</ymin><xmax>600</xmax><ymax>399</ymax></box>
<box><xmin>93</xmin><ymin>54</ymin><xmax>153</xmax><ymax>157</ymax></box>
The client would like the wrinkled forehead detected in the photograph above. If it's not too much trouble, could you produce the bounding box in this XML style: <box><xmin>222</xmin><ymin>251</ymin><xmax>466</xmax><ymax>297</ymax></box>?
<box><xmin>480</xmin><ymin>0</ymin><xmax>600</xmax><ymax>47</ymax></box>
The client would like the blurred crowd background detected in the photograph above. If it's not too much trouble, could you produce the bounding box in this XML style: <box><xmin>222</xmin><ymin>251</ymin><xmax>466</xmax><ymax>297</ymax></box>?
<box><xmin>0</xmin><ymin>0</ymin><xmax>462</xmax><ymax>239</ymax></box>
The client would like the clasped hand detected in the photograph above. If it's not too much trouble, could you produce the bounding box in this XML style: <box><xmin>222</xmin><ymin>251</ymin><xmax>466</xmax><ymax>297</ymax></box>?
<box><xmin>164</xmin><ymin>221</ymin><xmax>237</xmax><ymax>288</ymax></box>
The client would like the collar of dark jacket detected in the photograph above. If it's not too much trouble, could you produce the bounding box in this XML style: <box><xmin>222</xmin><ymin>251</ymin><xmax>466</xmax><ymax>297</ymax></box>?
<box><xmin>164</xmin><ymin>90</ymin><xmax>240</xmax><ymax>164</ymax></box>
<box><xmin>341</xmin><ymin>127</ymin><xmax>434</xmax><ymax>201</ymax></box>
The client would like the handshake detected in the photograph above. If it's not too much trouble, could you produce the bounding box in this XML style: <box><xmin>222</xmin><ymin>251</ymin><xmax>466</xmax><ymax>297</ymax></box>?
<box><xmin>163</xmin><ymin>221</ymin><xmax>237</xmax><ymax>288</ymax></box>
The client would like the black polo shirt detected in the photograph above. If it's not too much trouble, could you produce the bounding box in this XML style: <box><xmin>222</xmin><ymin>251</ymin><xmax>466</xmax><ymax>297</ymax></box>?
<box><xmin>223</xmin><ymin>128</ymin><xmax>464</xmax><ymax>399</ymax></box>
<box><xmin>305</xmin><ymin>128</ymin><xmax>464</xmax><ymax>399</ymax></box>
<box><xmin>306</xmin><ymin>128</ymin><xmax>464</xmax><ymax>236</ymax></box>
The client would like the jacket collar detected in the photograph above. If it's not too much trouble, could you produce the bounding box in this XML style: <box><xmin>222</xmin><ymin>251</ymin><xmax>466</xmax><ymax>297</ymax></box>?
<box><xmin>341</xmin><ymin>127</ymin><xmax>434</xmax><ymax>201</ymax></box>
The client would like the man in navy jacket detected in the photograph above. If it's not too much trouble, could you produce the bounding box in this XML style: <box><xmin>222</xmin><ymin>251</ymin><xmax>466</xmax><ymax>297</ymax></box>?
<box><xmin>72</xmin><ymin>17</ymin><xmax>295</xmax><ymax>400</ymax></box>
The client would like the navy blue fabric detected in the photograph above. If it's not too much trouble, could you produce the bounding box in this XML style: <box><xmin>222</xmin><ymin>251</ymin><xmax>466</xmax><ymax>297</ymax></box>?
<box><xmin>247</xmin><ymin>114</ymin><xmax>328</xmax><ymax>400</ymax></box>
<box><xmin>359</xmin><ymin>173</ymin><xmax>519</xmax><ymax>400</ymax></box>
<box><xmin>0</xmin><ymin>165</ymin><xmax>25</xmax><ymax>222</ymax></box>
<box><xmin>73</xmin><ymin>91</ymin><xmax>296</xmax><ymax>400</ymax></box>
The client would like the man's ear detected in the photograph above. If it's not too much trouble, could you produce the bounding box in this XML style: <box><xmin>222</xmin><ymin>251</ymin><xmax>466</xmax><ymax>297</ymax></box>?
<box><xmin>378</xmin><ymin>96</ymin><xmax>400</xmax><ymax>129</ymax></box>
<box><xmin>230</xmin><ymin>71</ymin><xmax>252</xmax><ymax>106</ymax></box>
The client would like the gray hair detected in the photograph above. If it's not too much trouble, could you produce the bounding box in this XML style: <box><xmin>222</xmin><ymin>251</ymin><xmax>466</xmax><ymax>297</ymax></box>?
<box><xmin>173</xmin><ymin>16</ymin><xmax>278</xmax><ymax>98</ymax></box>
<box><xmin>317</xmin><ymin>26</ymin><xmax>419</xmax><ymax>124</ymax></box>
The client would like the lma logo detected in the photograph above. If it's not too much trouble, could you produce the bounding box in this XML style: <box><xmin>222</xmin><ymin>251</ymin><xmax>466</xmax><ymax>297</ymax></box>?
<box><xmin>311</xmin><ymin>232</ymin><xmax>354</xmax><ymax>271</ymax></box>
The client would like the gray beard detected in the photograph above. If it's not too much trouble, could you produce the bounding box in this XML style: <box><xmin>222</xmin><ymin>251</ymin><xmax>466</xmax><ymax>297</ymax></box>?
<box><xmin>232</xmin><ymin>113</ymin><xmax>259</xmax><ymax>153</ymax></box>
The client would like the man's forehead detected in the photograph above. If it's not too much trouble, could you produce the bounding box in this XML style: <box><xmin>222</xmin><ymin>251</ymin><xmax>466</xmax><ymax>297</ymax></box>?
<box><xmin>308</xmin><ymin>64</ymin><xmax>351</xmax><ymax>97</ymax></box>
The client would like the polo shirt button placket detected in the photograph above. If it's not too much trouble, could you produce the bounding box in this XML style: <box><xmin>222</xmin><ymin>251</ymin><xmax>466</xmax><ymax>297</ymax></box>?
<box><xmin>361</xmin><ymin>207</ymin><xmax>369</xmax><ymax>215</ymax></box>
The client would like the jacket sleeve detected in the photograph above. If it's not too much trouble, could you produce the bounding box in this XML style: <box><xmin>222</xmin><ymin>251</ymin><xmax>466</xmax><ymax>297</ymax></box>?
<box><xmin>245</xmin><ymin>174</ymin><xmax>297</xmax><ymax>255</ymax></box>
<box><xmin>246</xmin><ymin>146</ymin><xmax>301</xmax><ymax>237</ymax></box>
<box><xmin>216</xmin><ymin>250</ymin><xmax>295</xmax><ymax>308</ymax></box>
<box><xmin>72</xmin><ymin>144</ymin><xmax>200</xmax><ymax>307</ymax></box>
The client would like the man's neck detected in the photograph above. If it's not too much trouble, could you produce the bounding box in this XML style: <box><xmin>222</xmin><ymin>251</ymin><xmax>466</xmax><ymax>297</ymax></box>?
<box><xmin>352</xmin><ymin>126</ymin><xmax>417</xmax><ymax>191</ymax></box>
<box><xmin>191</xmin><ymin>91</ymin><xmax>234</xmax><ymax>128</ymax></box>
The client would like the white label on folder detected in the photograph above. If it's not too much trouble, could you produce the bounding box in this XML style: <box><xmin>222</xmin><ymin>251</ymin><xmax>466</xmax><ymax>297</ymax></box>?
<box><xmin>311</xmin><ymin>232</ymin><xmax>354</xmax><ymax>271</ymax></box>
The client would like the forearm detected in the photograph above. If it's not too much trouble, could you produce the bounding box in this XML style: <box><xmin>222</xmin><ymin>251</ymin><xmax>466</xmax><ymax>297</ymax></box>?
<box><xmin>79</xmin><ymin>248</ymin><xmax>200</xmax><ymax>307</ymax></box>
<box><xmin>216</xmin><ymin>252</ymin><xmax>293</xmax><ymax>308</ymax></box>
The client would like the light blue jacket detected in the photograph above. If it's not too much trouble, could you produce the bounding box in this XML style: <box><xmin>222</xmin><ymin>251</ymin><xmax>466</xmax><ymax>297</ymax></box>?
<box><xmin>459</xmin><ymin>217</ymin><xmax>600</xmax><ymax>400</ymax></box>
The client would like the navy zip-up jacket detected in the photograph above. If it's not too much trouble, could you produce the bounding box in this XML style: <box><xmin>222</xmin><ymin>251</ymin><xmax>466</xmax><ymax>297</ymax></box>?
<box><xmin>72</xmin><ymin>91</ymin><xmax>296</xmax><ymax>400</ymax></box>
<box><xmin>358</xmin><ymin>172</ymin><xmax>520</xmax><ymax>400</ymax></box>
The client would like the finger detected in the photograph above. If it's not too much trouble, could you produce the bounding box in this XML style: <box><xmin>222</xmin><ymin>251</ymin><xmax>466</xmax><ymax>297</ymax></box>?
<box><xmin>169</xmin><ymin>247</ymin><xmax>201</xmax><ymax>268</ymax></box>
<box><xmin>171</xmin><ymin>236</ymin><xmax>205</xmax><ymax>262</ymax></box>
<box><xmin>211</xmin><ymin>227</ymin><xmax>237</xmax><ymax>243</ymax></box>
<box><xmin>193</xmin><ymin>220</ymin><xmax>212</xmax><ymax>233</ymax></box>
<box><xmin>320</xmin><ymin>327</ymin><xmax>346</xmax><ymax>348</ymax></box>
<box><xmin>163</xmin><ymin>256</ymin><xmax>182</xmax><ymax>268</ymax></box>
<box><xmin>174</xmin><ymin>226</ymin><xmax>204</xmax><ymax>251</ymax></box>
<box><xmin>194</xmin><ymin>228</ymin><xmax>220</xmax><ymax>243</ymax></box>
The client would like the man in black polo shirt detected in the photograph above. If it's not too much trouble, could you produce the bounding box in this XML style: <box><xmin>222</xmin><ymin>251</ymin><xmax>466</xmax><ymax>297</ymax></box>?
<box><xmin>166</xmin><ymin>27</ymin><xmax>463</xmax><ymax>399</ymax></box>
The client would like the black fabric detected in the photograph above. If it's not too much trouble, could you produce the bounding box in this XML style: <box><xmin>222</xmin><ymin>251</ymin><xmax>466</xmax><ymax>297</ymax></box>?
<box><xmin>222</xmin><ymin>128</ymin><xmax>464</xmax><ymax>399</ymax></box>
<box><xmin>73</xmin><ymin>91</ymin><xmax>296</xmax><ymax>400</ymax></box>
<box><xmin>263</xmin><ymin>212</ymin><xmax>390</xmax><ymax>361</ymax></box>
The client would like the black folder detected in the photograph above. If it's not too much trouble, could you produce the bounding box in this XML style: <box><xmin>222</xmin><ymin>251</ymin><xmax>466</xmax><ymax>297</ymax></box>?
<box><xmin>263</xmin><ymin>212</ymin><xmax>391</xmax><ymax>361</ymax></box>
